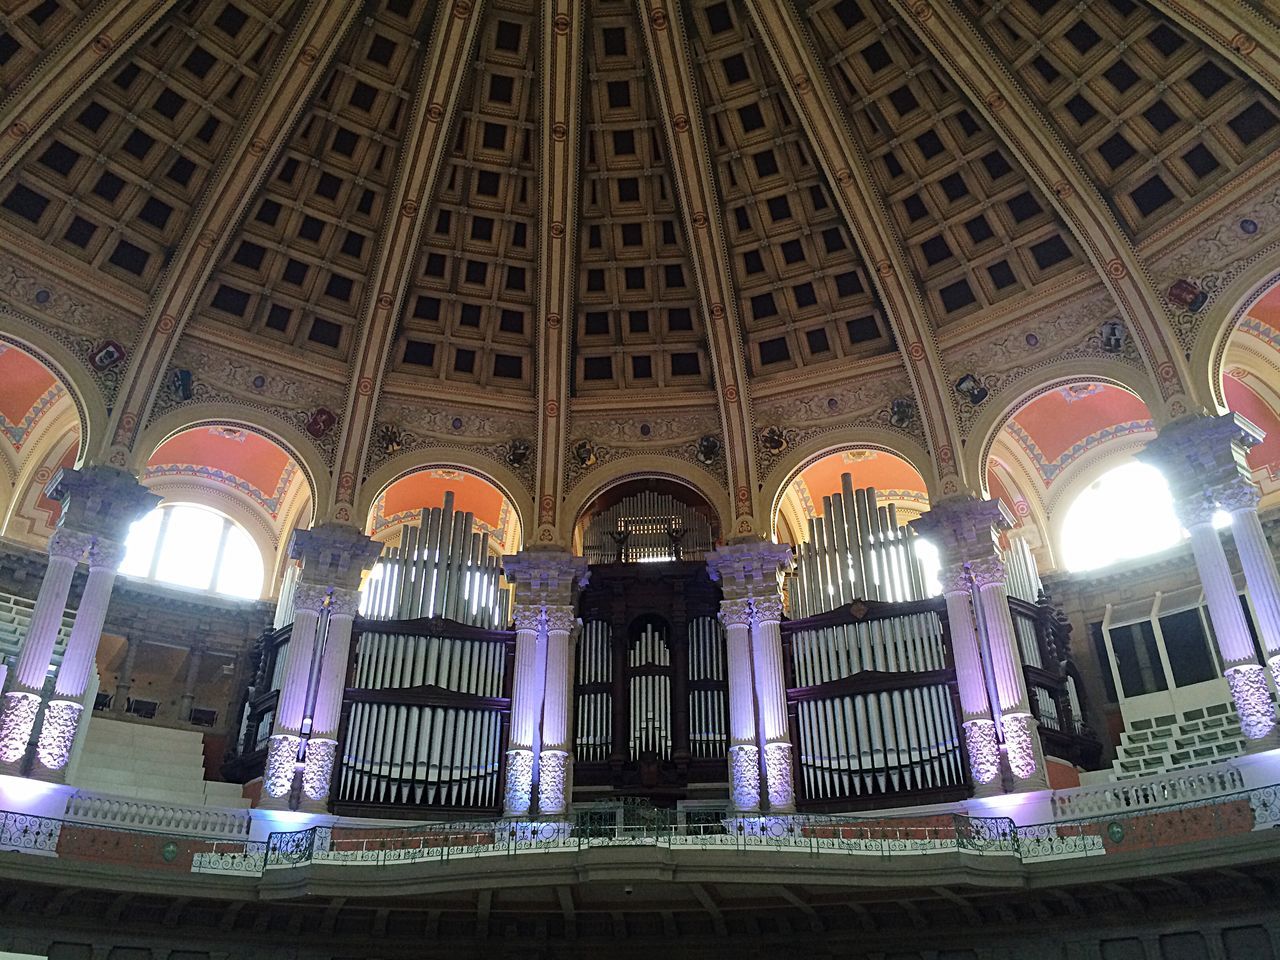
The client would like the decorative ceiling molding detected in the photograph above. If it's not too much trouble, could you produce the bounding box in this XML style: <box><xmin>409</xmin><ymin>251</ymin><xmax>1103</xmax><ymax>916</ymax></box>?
<box><xmin>534</xmin><ymin>0</ymin><xmax>584</xmax><ymax>544</ymax></box>
<box><xmin>330</xmin><ymin>1</ymin><xmax>488</xmax><ymax>525</ymax></box>
<box><xmin>637</xmin><ymin>0</ymin><xmax>760</xmax><ymax>536</ymax></box>
<box><xmin>741</xmin><ymin>0</ymin><xmax>966</xmax><ymax>497</ymax></box>
<box><xmin>887</xmin><ymin>0</ymin><xmax>1194</xmax><ymax>421</ymax></box>
<box><xmin>0</xmin><ymin>0</ymin><xmax>178</xmax><ymax>183</ymax></box>
<box><xmin>101</xmin><ymin>0</ymin><xmax>366</xmax><ymax>467</ymax></box>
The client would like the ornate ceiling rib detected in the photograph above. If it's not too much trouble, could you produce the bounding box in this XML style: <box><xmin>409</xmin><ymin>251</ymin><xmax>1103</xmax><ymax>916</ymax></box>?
<box><xmin>741</xmin><ymin>0</ymin><xmax>966</xmax><ymax>496</ymax></box>
<box><xmin>0</xmin><ymin>0</ymin><xmax>177</xmax><ymax>183</ymax></box>
<box><xmin>534</xmin><ymin>0</ymin><xmax>584</xmax><ymax>544</ymax></box>
<box><xmin>1144</xmin><ymin>0</ymin><xmax>1280</xmax><ymax>104</ymax></box>
<box><xmin>329</xmin><ymin>3</ymin><xmax>488</xmax><ymax>523</ymax></box>
<box><xmin>638</xmin><ymin>0</ymin><xmax>760</xmax><ymax>535</ymax></box>
<box><xmin>889</xmin><ymin>0</ymin><xmax>1195</xmax><ymax>420</ymax></box>
<box><xmin>100</xmin><ymin>0</ymin><xmax>365</xmax><ymax>466</ymax></box>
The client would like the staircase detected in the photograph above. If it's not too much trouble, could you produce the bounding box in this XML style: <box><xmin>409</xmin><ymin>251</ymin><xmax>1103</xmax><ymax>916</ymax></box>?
<box><xmin>71</xmin><ymin>716</ymin><xmax>248</xmax><ymax>808</ymax></box>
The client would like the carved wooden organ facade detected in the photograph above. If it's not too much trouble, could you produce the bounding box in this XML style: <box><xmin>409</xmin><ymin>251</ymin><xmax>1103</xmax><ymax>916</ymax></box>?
<box><xmin>227</xmin><ymin>483</ymin><xmax>1097</xmax><ymax>817</ymax></box>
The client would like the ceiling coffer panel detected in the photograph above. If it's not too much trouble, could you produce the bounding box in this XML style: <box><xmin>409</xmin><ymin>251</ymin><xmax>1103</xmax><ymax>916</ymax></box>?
<box><xmin>685</xmin><ymin>0</ymin><xmax>895</xmax><ymax>379</ymax></box>
<box><xmin>390</xmin><ymin>0</ymin><xmax>539</xmax><ymax>395</ymax></box>
<box><xmin>573</xmin><ymin>0</ymin><xmax>712</xmax><ymax>396</ymax></box>
<box><xmin>0</xmin><ymin>0</ymin><xmax>300</xmax><ymax>292</ymax></box>
<box><xmin>0</xmin><ymin>0</ymin><xmax>93</xmax><ymax>97</ymax></box>
<box><xmin>198</xmin><ymin>0</ymin><xmax>437</xmax><ymax>360</ymax></box>
<box><xmin>807</xmin><ymin>0</ymin><xmax>1085</xmax><ymax>326</ymax></box>
<box><xmin>964</xmin><ymin>0</ymin><xmax>1280</xmax><ymax>240</ymax></box>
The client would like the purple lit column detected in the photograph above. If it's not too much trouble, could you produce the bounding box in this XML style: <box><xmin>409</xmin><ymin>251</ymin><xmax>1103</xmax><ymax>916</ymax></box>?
<box><xmin>34</xmin><ymin>538</ymin><xmax>129</xmax><ymax>776</ymax></box>
<box><xmin>1222</xmin><ymin>481</ymin><xmax>1280</xmax><ymax>691</ymax></box>
<box><xmin>504</xmin><ymin>604</ymin><xmax>542</xmax><ymax>817</ymax></box>
<box><xmin>0</xmin><ymin>528</ymin><xmax>90</xmax><ymax>771</ymax></box>
<box><xmin>300</xmin><ymin>586</ymin><xmax>360</xmax><ymax>808</ymax></box>
<box><xmin>538</xmin><ymin>606</ymin><xmax>578</xmax><ymax>817</ymax></box>
<box><xmin>750</xmin><ymin>596</ymin><xmax>794</xmax><ymax>813</ymax></box>
<box><xmin>938</xmin><ymin>565</ymin><xmax>999</xmax><ymax>792</ymax></box>
<box><xmin>719</xmin><ymin>597</ymin><xmax>759</xmax><ymax>813</ymax></box>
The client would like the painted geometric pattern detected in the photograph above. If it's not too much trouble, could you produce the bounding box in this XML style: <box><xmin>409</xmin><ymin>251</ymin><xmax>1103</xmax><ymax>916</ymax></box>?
<box><xmin>0</xmin><ymin>383</ymin><xmax>65</xmax><ymax>451</ymax></box>
<box><xmin>143</xmin><ymin>461</ymin><xmax>298</xmax><ymax>519</ymax></box>
<box><xmin>1238</xmin><ymin>315</ymin><xmax>1280</xmax><ymax>352</ymax></box>
<box><xmin>370</xmin><ymin>493</ymin><xmax>513</xmax><ymax>551</ymax></box>
<box><xmin>1008</xmin><ymin>419</ymin><xmax>1155</xmax><ymax>487</ymax></box>
<box><xmin>792</xmin><ymin>476</ymin><xmax>930</xmax><ymax>522</ymax></box>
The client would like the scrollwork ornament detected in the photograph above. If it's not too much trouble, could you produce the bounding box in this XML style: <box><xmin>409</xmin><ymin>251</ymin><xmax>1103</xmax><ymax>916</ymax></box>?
<box><xmin>763</xmin><ymin>742</ymin><xmax>794</xmax><ymax>810</ymax></box>
<box><xmin>728</xmin><ymin>744</ymin><xmax>761</xmax><ymax>811</ymax></box>
<box><xmin>47</xmin><ymin>528</ymin><xmax>92</xmax><ymax>562</ymax></box>
<box><xmin>543</xmin><ymin>607</ymin><xmax>577</xmax><ymax>634</ymax></box>
<box><xmin>963</xmin><ymin>718</ymin><xmax>999</xmax><ymax>784</ymax></box>
<box><xmin>35</xmin><ymin>700</ymin><xmax>81</xmax><ymax>770</ymax></box>
<box><xmin>264</xmin><ymin>734</ymin><xmax>301</xmax><ymax>798</ymax></box>
<box><xmin>88</xmin><ymin>538</ymin><xmax>127</xmax><ymax>570</ymax></box>
<box><xmin>938</xmin><ymin>564</ymin><xmax>972</xmax><ymax>596</ymax></box>
<box><xmin>1002</xmin><ymin>713</ymin><xmax>1039</xmax><ymax>781</ymax></box>
<box><xmin>512</xmin><ymin>604</ymin><xmax>544</xmax><ymax>632</ymax></box>
<box><xmin>301</xmin><ymin>738</ymin><xmax>336</xmax><ymax>801</ymax></box>
<box><xmin>967</xmin><ymin>557</ymin><xmax>1006</xmax><ymax>590</ymax></box>
<box><xmin>538</xmin><ymin>749</ymin><xmax>569</xmax><ymax>816</ymax></box>
<box><xmin>1214</xmin><ymin>478</ymin><xmax>1261</xmax><ymax>514</ymax></box>
<box><xmin>718</xmin><ymin>598</ymin><xmax>752</xmax><ymax>629</ymax></box>
<box><xmin>504</xmin><ymin>748</ymin><xmax>534</xmax><ymax>815</ymax></box>
<box><xmin>1173</xmin><ymin>492</ymin><xmax>1218</xmax><ymax>529</ymax></box>
<box><xmin>292</xmin><ymin>582</ymin><xmax>332</xmax><ymax>615</ymax></box>
<box><xmin>325</xmin><ymin>588</ymin><xmax>360</xmax><ymax>619</ymax></box>
<box><xmin>1226</xmin><ymin>665</ymin><xmax>1277</xmax><ymax>740</ymax></box>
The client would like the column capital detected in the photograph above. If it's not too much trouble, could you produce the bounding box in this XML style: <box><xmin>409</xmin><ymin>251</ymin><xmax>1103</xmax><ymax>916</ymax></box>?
<box><xmin>87</xmin><ymin>537</ymin><xmax>127</xmax><ymax>570</ymax></box>
<box><xmin>909</xmin><ymin>495</ymin><xmax>1010</xmax><ymax>567</ymax></box>
<box><xmin>543</xmin><ymin>605</ymin><xmax>578</xmax><ymax>634</ymax></box>
<box><xmin>48</xmin><ymin>465</ymin><xmax>160</xmax><ymax>543</ymax></box>
<box><xmin>289</xmin><ymin>522</ymin><xmax>382</xmax><ymax>592</ymax></box>
<box><xmin>968</xmin><ymin>556</ymin><xmax>1007</xmax><ymax>591</ymax></box>
<box><xmin>706</xmin><ymin>539</ymin><xmax>793</xmax><ymax>600</ymax></box>
<box><xmin>325</xmin><ymin>585</ymin><xmax>361</xmax><ymax>619</ymax></box>
<box><xmin>503</xmin><ymin>549</ymin><xmax>589</xmax><ymax>606</ymax></box>
<box><xmin>718</xmin><ymin>596</ymin><xmax>753</xmax><ymax>628</ymax></box>
<box><xmin>292</xmin><ymin>582</ymin><xmax>333</xmax><ymax>615</ymax></box>
<box><xmin>751</xmin><ymin>595</ymin><xmax>784</xmax><ymax>625</ymax></box>
<box><xmin>1216</xmin><ymin>475</ymin><xmax>1262</xmax><ymax>514</ymax></box>
<box><xmin>46</xmin><ymin>527</ymin><xmax>93</xmax><ymax>562</ymax></box>
<box><xmin>1138</xmin><ymin>412</ymin><xmax>1261</xmax><ymax>505</ymax></box>
<box><xmin>512</xmin><ymin>602</ymin><xmax>544</xmax><ymax>631</ymax></box>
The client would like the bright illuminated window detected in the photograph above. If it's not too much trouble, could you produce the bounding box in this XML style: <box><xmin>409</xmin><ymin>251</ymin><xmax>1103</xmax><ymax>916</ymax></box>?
<box><xmin>1061</xmin><ymin>461</ymin><xmax>1228</xmax><ymax>572</ymax></box>
<box><xmin>119</xmin><ymin>503</ymin><xmax>264</xmax><ymax>599</ymax></box>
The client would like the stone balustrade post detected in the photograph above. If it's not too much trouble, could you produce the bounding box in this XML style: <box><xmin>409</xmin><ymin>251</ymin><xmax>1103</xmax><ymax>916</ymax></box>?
<box><xmin>1140</xmin><ymin>414</ymin><xmax>1278</xmax><ymax>746</ymax></box>
<box><xmin>501</xmin><ymin>550</ymin><xmax>588</xmax><ymax>818</ymax></box>
<box><xmin>707</xmin><ymin>541</ymin><xmax>794</xmax><ymax>815</ymax></box>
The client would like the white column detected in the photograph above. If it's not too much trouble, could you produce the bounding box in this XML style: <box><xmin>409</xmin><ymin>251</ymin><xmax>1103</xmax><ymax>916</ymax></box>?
<box><xmin>503</xmin><ymin>604</ymin><xmax>542</xmax><ymax>816</ymax></box>
<box><xmin>1179</xmin><ymin>495</ymin><xmax>1275</xmax><ymax>742</ymax></box>
<box><xmin>750</xmin><ymin>596</ymin><xmax>794</xmax><ymax>813</ymax></box>
<box><xmin>972</xmin><ymin>557</ymin><xmax>1048</xmax><ymax>789</ymax></box>
<box><xmin>720</xmin><ymin>597</ymin><xmax>760</xmax><ymax>813</ymax></box>
<box><xmin>300</xmin><ymin>587</ymin><xmax>359</xmax><ymax>807</ymax></box>
<box><xmin>260</xmin><ymin>583</ymin><xmax>327</xmax><ymax>805</ymax></box>
<box><xmin>34</xmin><ymin>539</ymin><xmax>129</xmax><ymax>774</ymax></box>
<box><xmin>1222</xmin><ymin>482</ymin><xmax>1280</xmax><ymax>686</ymax></box>
<box><xmin>0</xmin><ymin>528</ymin><xmax>89</xmax><ymax>769</ymax></box>
<box><xmin>538</xmin><ymin>606</ymin><xmax>576</xmax><ymax>817</ymax></box>
<box><xmin>939</xmin><ymin>566</ymin><xmax>999</xmax><ymax>791</ymax></box>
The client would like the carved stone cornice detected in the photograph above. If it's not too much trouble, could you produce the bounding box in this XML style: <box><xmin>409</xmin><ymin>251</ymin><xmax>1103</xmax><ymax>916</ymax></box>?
<box><xmin>503</xmin><ymin>550</ymin><xmax>589</xmax><ymax>607</ymax></box>
<box><xmin>706</xmin><ymin>541</ymin><xmax>793</xmax><ymax>601</ymax></box>
<box><xmin>289</xmin><ymin>523</ymin><xmax>382</xmax><ymax>593</ymax></box>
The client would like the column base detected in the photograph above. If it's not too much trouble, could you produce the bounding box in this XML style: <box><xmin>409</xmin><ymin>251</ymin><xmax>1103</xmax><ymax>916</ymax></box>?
<box><xmin>503</xmin><ymin>748</ymin><xmax>535</xmax><ymax>817</ymax></box>
<box><xmin>1002</xmin><ymin>713</ymin><xmax>1049</xmax><ymax>791</ymax></box>
<box><xmin>1226</xmin><ymin>664</ymin><xmax>1278</xmax><ymax>742</ymax></box>
<box><xmin>537</xmin><ymin>749</ymin><xmax>570</xmax><ymax>817</ymax></box>
<box><xmin>728</xmin><ymin>743</ymin><xmax>761</xmax><ymax>814</ymax></box>
<box><xmin>259</xmin><ymin>734</ymin><xmax>302</xmax><ymax>809</ymax></box>
<box><xmin>301</xmin><ymin>738</ymin><xmax>336</xmax><ymax>807</ymax></box>
<box><xmin>963</xmin><ymin>718</ymin><xmax>1000</xmax><ymax>790</ymax></box>
<box><xmin>33</xmin><ymin>700</ymin><xmax>82</xmax><ymax>778</ymax></box>
<box><xmin>762</xmin><ymin>741</ymin><xmax>795</xmax><ymax>813</ymax></box>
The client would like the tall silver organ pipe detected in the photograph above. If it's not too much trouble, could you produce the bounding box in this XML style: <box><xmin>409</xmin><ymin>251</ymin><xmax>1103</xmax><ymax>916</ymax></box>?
<box><xmin>1003</xmin><ymin>536</ymin><xmax>1042</xmax><ymax>603</ymax></box>
<box><xmin>628</xmin><ymin>622</ymin><xmax>672</xmax><ymax>760</ymax></box>
<box><xmin>789</xmin><ymin>476</ymin><xmax>929</xmax><ymax>617</ymax></box>
<box><xmin>687</xmin><ymin>616</ymin><xmax>727</xmax><ymax>759</ymax></box>
<box><xmin>574</xmin><ymin>621</ymin><xmax>612</xmax><ymax>763</ymax></box>
<box><xmin>582</xmin><ymin>490</ymin><xmax>714</xmax><ymax>564</ymax></box>
<box><xmin>360</xmin><ymin>491</ymin><xmax>509</xmax><ymax>627</ymax></box>
<box><xmin>338</xmin><ymin>490</ymin><xmax>512</xmax><ymax>812</ymax></box>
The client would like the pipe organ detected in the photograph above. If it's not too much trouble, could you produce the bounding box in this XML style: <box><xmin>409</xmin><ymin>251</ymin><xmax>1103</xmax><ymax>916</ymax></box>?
<box><xmin>334</xmin><ymin>493</ymin><xmax>515</xmax><ymax>816</ymax></box>
<box><xmin>582</xmin><ymin>491</ymin><xmax>715</xmax><ymax>565</ymax></box>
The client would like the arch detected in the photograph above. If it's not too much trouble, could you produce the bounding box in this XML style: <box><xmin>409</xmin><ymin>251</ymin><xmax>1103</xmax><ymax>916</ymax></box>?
<box><xmin>0</xmin><ymin>326</ymin><xmax>103</xmax><ymax>465</ymax></box>
<box><xmin>967</xmin><ymin>364</ymin><xmax>1163</xmax><ymax>494</ymax></box>
<box><xmin>133</xmin><ymin>404</ymin><xmax>329</xmax><ymax>512</ymax></box>
<box><xmin>561</xmin><ymin>456</ymin><xmax>731</xmax><ymax>547</ymax></box>
<box><xmin>360</xmin><ymin>449</ymin><xmax>530</xmax><ymax>552</ymax></box>
<box><xmin>1192</xmin><ymin>263</ymin><xmax>1280</xmax><ymax>412</ymax></box>
<box><xmin>762</xmin><ymin>429</ymin><xmax>936</xmax><ymax>542</ymax></box>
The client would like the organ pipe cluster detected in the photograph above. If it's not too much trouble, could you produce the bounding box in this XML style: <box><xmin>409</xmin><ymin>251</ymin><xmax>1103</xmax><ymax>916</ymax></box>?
<box><xmin>582</xmin><ymin>490</ymin><xmax>715</xmax><ymax>564</ymax></box>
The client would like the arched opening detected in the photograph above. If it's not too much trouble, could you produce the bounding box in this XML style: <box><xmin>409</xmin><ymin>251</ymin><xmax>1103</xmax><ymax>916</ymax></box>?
<box><xmin>1221</xmin><ymin>282</ymin><xmax>1280</xmax><ymax>508</ymax></box>
<box><xmin>773</xmin><ymin>447</ymin><xmax>938</xmax><ymax>611</ymax></box>
<box><xmin>137</xmin><ymin>424</ymin><xmax>312</xmax><ymax>599</ymax></box>
<box><xmin>119</xmin><ymin>502</ymin><xmax>264</xmax><ymax>599</ymax></box>
<box><xmin>987</xmin><ymin>382</ymin><xmax>1158</xmax><ymax>574</ymax></box>
<box><xmin>0</xmin><ymin>342</ymin><xmax>83</xmax><ymax>545</ymax></box>
<box><xmin>573</xmin><ymin>477</ymin><xmax>719</xmax><ymax>564</ymax></box>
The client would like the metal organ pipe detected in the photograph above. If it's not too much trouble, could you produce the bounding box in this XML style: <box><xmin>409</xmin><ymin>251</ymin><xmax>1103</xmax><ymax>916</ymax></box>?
<box><xmin>582</xmin><ymin>491</ymin><xmax>715</xmax><ymax>564</ymax></box>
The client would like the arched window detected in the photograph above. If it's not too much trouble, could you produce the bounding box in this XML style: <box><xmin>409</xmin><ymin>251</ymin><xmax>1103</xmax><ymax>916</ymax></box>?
<box><xmin>119</xmin><ymin>503</ymin><xmax>264</xmax><ymax>599</ymax></box>
<box><xmin>1061</xmin><ymin>462</ymin><xmax>1228</xmax><ymax>572</ymax></box>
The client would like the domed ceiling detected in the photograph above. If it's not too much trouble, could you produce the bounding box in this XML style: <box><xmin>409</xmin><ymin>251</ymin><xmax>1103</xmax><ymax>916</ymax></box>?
<box><xmin>0</xmin><ymin>0</ymin><xmax>1277</xmax><ymax>547</ymax></box>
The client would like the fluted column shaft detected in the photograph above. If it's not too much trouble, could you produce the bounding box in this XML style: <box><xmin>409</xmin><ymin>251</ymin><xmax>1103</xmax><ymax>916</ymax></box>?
<box><xmin>1222</xmin><ymin>484</ymin><xmax>1280</xmax><ymax>678</ymax></box>
<box><xmin>259</xmin><ymin>584</ymin><xmax>327</xmax><ymax>805</ymax></box>
<box><xmin>503</xmin><ymin>605</ymin><xmax>543</xmax><ymax>817</ymax></box>
<box><xmin>538</xmin><ymin>606</ymin><xmax>577</xmax><ymax>817</ymax></box>
<box><xmin>0</xmin><ymin>529</ymin><xmax>88</xmax><ymax>769</ymax></box>
<box><xmin>720</xmin><ymin>598</ymin><xmax>759</xmax><ymax>813</ymax></box>
<box><xmin>750</xmin><ymin>596</ymin><xmax>794</xmax><ymax>813</ymax></box>
<box><xmin>299</xmin><ymin>587</ymin><xmax>359</xmax><ymax>808</ymax></box>
<box><xmin>940</xmin><ymin>567</ymin><xmax>999</xmax><ymax>790</ymax></box>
